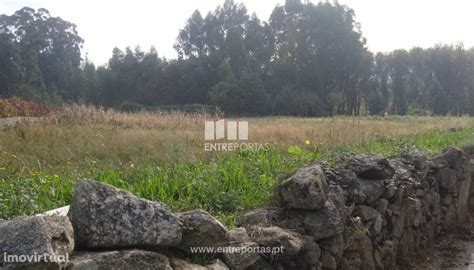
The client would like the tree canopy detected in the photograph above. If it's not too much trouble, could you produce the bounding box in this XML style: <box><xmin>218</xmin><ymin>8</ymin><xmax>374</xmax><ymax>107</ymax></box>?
<box><xmin>1</xmin><ymin>1</ymin><xmax>474</xmax><ymax>116</ymax></box>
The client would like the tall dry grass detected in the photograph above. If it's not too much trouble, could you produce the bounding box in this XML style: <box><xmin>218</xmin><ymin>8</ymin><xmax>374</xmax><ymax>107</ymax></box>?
<box><xmin>250</xmin><ymin>116</ymin><xmax>474</xmax><ymax>146</ymax></box>
<box><xmin>44</xmin><ymin>104</ymin><xmax>223</xmax><ymax>129</ymax></box>
<box><xmin>1</xmin><ymin>105</ymin><xmax>473</xmax><ymax>174</ymax></box>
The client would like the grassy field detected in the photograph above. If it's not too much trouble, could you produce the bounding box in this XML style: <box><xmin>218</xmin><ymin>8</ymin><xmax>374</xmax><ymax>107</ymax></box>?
<box><xmin>1</xmin><ymin>105</ymin><xmax>474</xmax><ymax>225</ymax></box>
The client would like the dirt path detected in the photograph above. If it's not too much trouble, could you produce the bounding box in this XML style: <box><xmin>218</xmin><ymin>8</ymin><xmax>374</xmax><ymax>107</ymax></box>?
<box><xmin>412</xmin><ymin>231</ymin><xmax>474</xmax><ymax>269</ymax></box>
<box><xmin>411</xmin><ymin>205</ymin><xmax>474</xmax><ymax>270</ymax></box>
<box><xmin>441</xmin><ymin>238</ymin><xmax>474</xmax><ymax>269</ymax></box>
<box><xmin>461</xmin><ymin>242</ymin><xmax>474</xmax><ymax>270</ymax></box>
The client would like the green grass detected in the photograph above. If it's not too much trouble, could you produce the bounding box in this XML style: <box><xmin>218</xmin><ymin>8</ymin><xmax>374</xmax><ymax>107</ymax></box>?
<box><xmin>1</xmin><ymin>127</ymin><xmax>474</xmax><ymax>227</ymax></box>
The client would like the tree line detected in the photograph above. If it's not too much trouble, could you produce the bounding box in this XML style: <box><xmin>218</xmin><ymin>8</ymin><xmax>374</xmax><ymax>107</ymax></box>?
<box><xmin>1</xmin><ymin>1</ymin><xmax>474</xmax><ymax>116</ymax></box>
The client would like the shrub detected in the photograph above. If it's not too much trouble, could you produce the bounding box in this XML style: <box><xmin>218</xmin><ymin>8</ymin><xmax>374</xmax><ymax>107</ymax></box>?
<box><xmin>0</xmin><ymin>97</ymin><xmax>52</xmax><ymax>117</ymax></box>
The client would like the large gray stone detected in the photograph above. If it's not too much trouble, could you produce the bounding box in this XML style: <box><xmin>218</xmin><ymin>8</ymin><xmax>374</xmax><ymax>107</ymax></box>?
<box><xmin>379</xmin><ymin>240</ymin><xmax>397</xmax><ymax>269</ymax></box>
<box><xmin>68</xmin><ymin>179</ymin><xmax>182</xmax><ymax>249</ymax></box>
<box><xmin>284</xmin><ymin>182</ymin><xmax>345</xmax><ymax>241</ymax></box>
<box><xmin>376</xmin><ymin>199</ymin><xmax>389</xmax><ymax>215</ymax></box>
<box><xmin>297</xmin><ymin>236</ymin><xmax>322</xmax><ymax>269</ymax></box>
<box><xmin>454</xmin><ymin>157</ymin><xmax>472</xmax><ymax>224</ymax></box>
<box><xmin>353</xmin><ymin>205</ymin><xmax>379</xmax><ymax>221</ymax></box>
<box><xmin>177</xmin><ymin>209</ymin><xmax>228</xmax><ymax>248</ymax></box>
<box><xmin>359</xmin><ymin>179</ymin><xmax>385</xmax><ymax>204</ymax></box>
<box><xmin>439</xmin><ymin>147</ymin><xmax>464</xmax><ymax>169</ymax></box>
<box><xmin>444</xmin><ymin>204</ymin><xmax>457</xmax><ymax>229</ymax></box>
<box><xmin>321</xmin><ymin>250</ymin><xmax>337</xmax><ymax>269</ymax></box>
<box><xmin>248</xmin><ymin>226</ymin><xmax>303</xmax><ymax>256</ymax></box>
<box><xmin>397</xmin><ymin>228</ymin><xmax>419</xmax><ymax>267</ymax></box>
<box><xmin>235</xmin><ymin>207</ymin><xmax>286</xmax><ymax>228</ymax></box>
<box><xmin>324</xmin><ymin>168</ymin><xmax>365</xmax><ymax>204</ymax></box>
<box><xmin>279</xmin><ymin>164</ymin><xmax>329</xmax><ymax>210</ymax></box>
<box><xmin>171</xmin><ymin>259</ymin><xmax>230</xmax><ymax>270</ymax></box>
<box><xmin>69</xmin><ymin>250</ymin><xmax>171</xmax><ymax>270</ymax></box>
<box><xmin>286</xmin><ymin>201</ymin><xmax>344</xmax><ymax>240</ymax></box>
<box><xmin>318</xmin><ymin>233</ymin><xmax>344</xmax><ymax>261</ymax></box>
<box><xmin>170</xmin><ymin>258</ymin><xmax>207</xmax><ymax>270</ymax></box>
<box><xmin>206</xmin><ymin>259</ymin><xmax>230</xmax><ymax>270</ymax></box>
<box><xmin>327</xmin><ymin>185</ymin><xmax>346</xmax><ymax>213</ymax></box>
<box><xmin>436</xmin><ymin>168</ymin><xmax>458</xmax><ymax>191</ymax></box>
<box><xmin>246</xmin><ymin>258</ymin><xmax>275</xmax><ymax>270</ymax></box>
<box><xmin>403</xmin><ymin>149</ymin><xmax>429</xmax><ymax>171</ymax></box>
<box><xmin>402</xmin><ymin>197</ymin><xmax>422</xmax><ymax>227</ymax></box>
<box><xmin>346</xmin><ymin>155</ymin><xmax>395</xmax><ymax>180</ymax></box>
<box><xmin>222</xmin><ymin>242</ymin><xmax>260</xmax><ymax>270</ymax></box>
<box><xmin>340</xmin><ymin>251</ymin><xmax>362</xmax><ymax>270</ymax></box>
<box><xmin>343</xmin><ymin>221</ymin><xmax>375</xmax><ymax>270</ymax></box>
<box><xmin>0</xmin><ymin>215</ymin><xmax>74</xmax><ymax>265</ymax></box>
<box><xmin>469</xmin><ymin>157</ymin><xmax>474</xmax><ymax>217</ymax></box>
<box><xmin>227</xmin><ymin>228</ymin><xmax>250</xmax><ymax>243</ymax></box>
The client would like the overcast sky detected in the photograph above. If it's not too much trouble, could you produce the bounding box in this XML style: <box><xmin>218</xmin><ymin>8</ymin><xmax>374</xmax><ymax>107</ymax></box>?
<box><xmin>1</xmin><ymin>0</ymin><xmax>473</xmax><ymax>65</ymax></box>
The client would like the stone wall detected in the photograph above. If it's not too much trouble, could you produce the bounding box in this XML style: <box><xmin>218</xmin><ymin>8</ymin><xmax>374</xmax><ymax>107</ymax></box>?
<box><xmin>0</xmin><ymin>147</ymin><xmax>472</xmax><ymax>270</ymax></box>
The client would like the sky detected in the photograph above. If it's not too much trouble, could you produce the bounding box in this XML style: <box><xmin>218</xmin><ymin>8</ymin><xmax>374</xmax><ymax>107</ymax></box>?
<box><xmin>1</xmin><ymin>0</ymin><xmax>473</xmax><ymax>65</ymax></box>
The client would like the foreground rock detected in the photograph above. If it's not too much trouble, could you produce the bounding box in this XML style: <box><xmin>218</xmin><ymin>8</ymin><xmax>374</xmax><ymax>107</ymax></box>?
<box><xmin>2</xmin><ymin>147</ymin><xmax>472</xmax><ymax>270</ymax></box>
<box><xmin>169</xmin><ymin>258</ymin><xmax>231</xmax><ymax>270</ymax></box>
<box><xmin>346</xmin><ymin>155</ymin><xmax>395</xmax><ymax>180</ymax></box>
<box><xmin>286</xmin><ymin>195</ymin><xmax>345</xmax><ymax>240</ymax></box>
<box><xmin>205</xmin><ymin>259</ymin><xmax>230</xmax><ymax>270</ymax></box>
<box><xmin>177</xmin><ymin>209</ymin><xmax>229</xmax><ymax>249</ymax></box>
<box><xmin>248</xmin><ymin>226</ymin><xmax>303</xmax><ymax>256</ymax></box>
<box><xmin>69</xmin><ymin>250</ymin><xmax>171</xmax><ymax>270</ymax></box>
<box><xmin>68</xmin><ymin>179</ymin><xmax>182</xmax><ymax>249</ymax></box>
<box><xmin>170</xmin><ymin>258</ymin><xmax>207</xmax><ymax>270</ymax></box>
<box><xmin>235</xmin><ymin>207</ymin><xmax>286</xmax><ymax>228</ymax></box>
<box><xmin>222</xmin><ymin>241</ymin><xmax>261</xmax><ymax>269</ymax></box>
<box><xmin>279</xmin><ymin>164</ymin><xmax>329</xmax><ymax>210</ymax></box>
<box><xmin>237</xmin><ymin>147</ymin><xmax>472</xmax><ymax>269</ymax></box>
<box><xmin>0</xmin><ymin>216</ymin><xmax>74</xmax><ymax>268</ymax></box>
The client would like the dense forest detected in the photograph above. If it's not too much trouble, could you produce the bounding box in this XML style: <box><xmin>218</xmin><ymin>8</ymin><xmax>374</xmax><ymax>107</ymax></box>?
<box><xmin>1</xmin><ymin>0</ymin><xmax>474</xmax><ymax>116</ymax></box>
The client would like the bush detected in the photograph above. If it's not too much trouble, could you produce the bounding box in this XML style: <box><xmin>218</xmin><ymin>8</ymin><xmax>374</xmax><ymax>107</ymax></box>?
<box><xmin>0</xmin><ymin>96</ymin><xmax>52</xmax><ymax>117</ymax></box>
<box><xmin>118</xmin><ymin>101</ymin><xmax>216</xmax><ymax>113</ymax></box>
<box><xmin>272</xmin><ymin>87</ymin><xmax>329</xmax><ymax>116</ymax></box>
<box><xmin>210</xmin><ymin>74</ymin><xmax>270</xmax><ymax>115</ymax></box>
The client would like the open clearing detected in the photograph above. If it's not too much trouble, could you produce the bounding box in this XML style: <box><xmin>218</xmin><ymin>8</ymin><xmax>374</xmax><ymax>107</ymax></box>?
<box><xmin>1</xmin><ymin>106</ymin><xmax>474</xmax><ymax>170</ymax></box>
<box><xmin>1</xmin><ymin>106</ymin><xmax>474</xmax><ymax>225</ymax></box>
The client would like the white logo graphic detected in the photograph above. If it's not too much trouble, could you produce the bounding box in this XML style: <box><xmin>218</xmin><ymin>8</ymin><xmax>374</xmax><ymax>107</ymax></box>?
<box><xmin>205</xmin><ymin>120</ymin><xmax>248</xmax><ymax>141</ymax></box>
<box><xmin>203</xmin><ymin>119</ymin><xmax>269</xmax><ymax>152</ymax></box>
